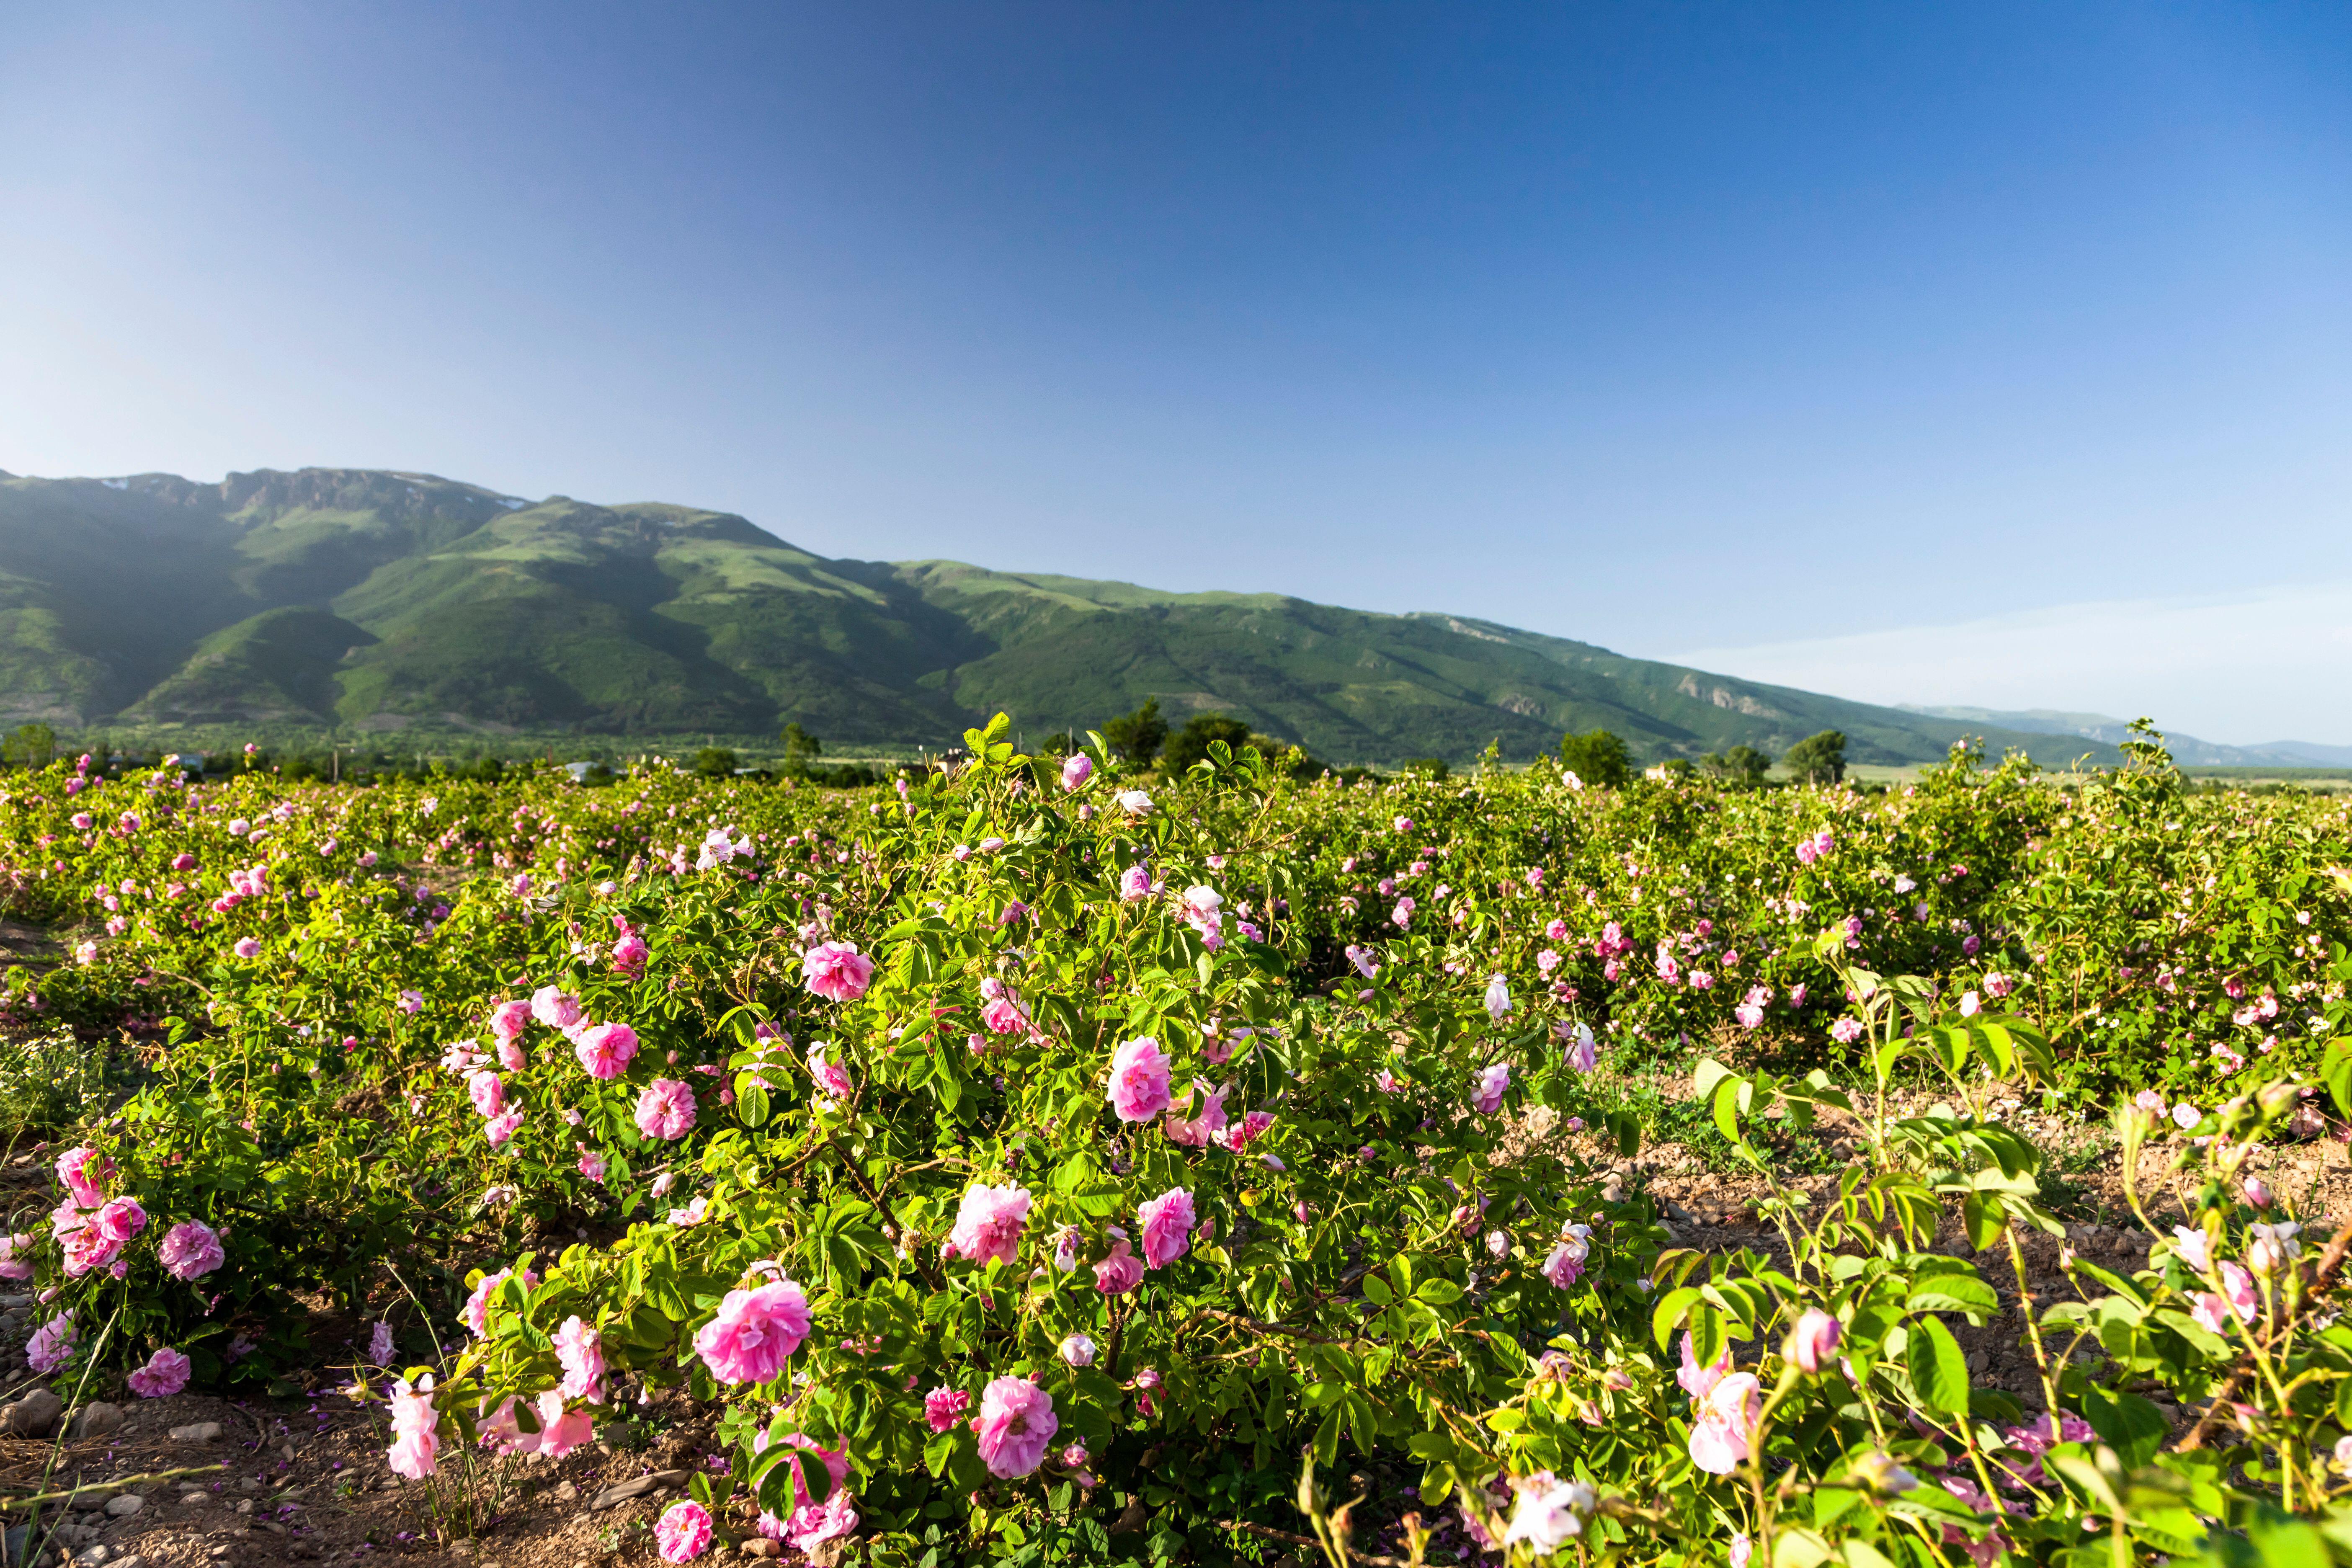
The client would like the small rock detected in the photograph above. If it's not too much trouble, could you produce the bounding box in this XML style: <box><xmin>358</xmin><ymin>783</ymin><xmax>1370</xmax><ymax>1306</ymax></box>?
<box><xmin>553</xmin><ymin>1481</ymin><xmax>578</xmax><ymax>1503</ymax></box>
<box><xmin>66</xmin><ymin>1403</ymin><xmax>124</xmax><ymax>1442</ymax></box>
<box><xmin>234</xmin><ymin>1501</ymin><xmax>252</xmax><ymax>1517</ymax></box>
<box><xmin>108</xmin><ymin>1558</ymin><xmax>140</xmax><ymax>1568</ymax></box>
<box><xmin>68</xmin><ymin>1491</ymin><xmax>113</xmax><ymax>1514</ymax></box>
<box><xmin>103</xmin><ymin>1496</ymin><xmax>144</xmax><ymax>1520</ymax></box>
<box><xmin>740</xmin><ymin>1540</ymin><xmax>782</xmax><ymax>1559</ymax></box>
<box><xmin>75</xmin><ymin>1546</ymin><xmax>110</xmax><ymax>1565</ymax></box>
<box><xmin>180</xmin><ymin>1493</ymin><xmax>210</xmax><ymax>1508</ymax></box>
<box><xmin>168</xmin><ymin>1422</ymin><xmax>222</xmax><ymax>1445</ymax></box>
<box><xmin>587</xmin><ymin>1470</ymin><xmax>689</xmax><ymax>1511</ymax></box>
<box><xmin>279</xmin><ymin>1444</ymin><xmax>295</xmax><ymax>1462</ymax></box>
<box><xmin>5</xmin><ymin>1389</ymin><xmax>64</xmax><ymax>1437</ymax></box>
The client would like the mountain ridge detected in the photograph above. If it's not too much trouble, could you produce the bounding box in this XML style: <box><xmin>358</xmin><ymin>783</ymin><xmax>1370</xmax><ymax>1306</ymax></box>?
<box><xmin>0</xmin><ymin>464</ymin><xmax>2132</xmax><ymax>767</ymax></box>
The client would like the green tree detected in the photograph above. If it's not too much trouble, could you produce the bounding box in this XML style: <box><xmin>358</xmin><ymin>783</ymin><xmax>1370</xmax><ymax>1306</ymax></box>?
<box><xmin>1699</xmin><ymin>744</ymin><xmax>1772</xmax><ymax>785</ymax></box>
<box><xmin>781</xmin><ymin>723</ymin><xmax>823</xmax><ymax>762</ymax></box>
<box><xmin>1559</xmin><ymin>728</ymin><xmax>1631</xmax><ymax>787</ymax></box>
<box><xmin>1</xmin><ymin>723</ymin><xmax>55</xmax><ymax>770</ymax></box>
<box><xmin>693</xmin><ymin>746</ymin><xmax>741</xmax><ymax>779</ymax></box>
<box><xmin>1161</xmin><ymin>713</ymin><xmax>1253</xmax><ymax>772</ymax></box>
<box><xmin>1782</xmin><ymin>729</ymin><xmax>1848</xmax><ymax>784</ymax></box>
<box><xmin>1101</xmin><ymin>698</ymin><xmax>1169</xmax><ymax>767</ymax></box>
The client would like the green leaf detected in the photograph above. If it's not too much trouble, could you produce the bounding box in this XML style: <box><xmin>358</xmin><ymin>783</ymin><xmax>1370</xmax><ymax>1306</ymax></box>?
<box><xmin>1906</xmin><ymin>1314</ymin><xmax>1969</xmax><ymax>1416</ymax></box>
<box><xmin>1906</xmin><ymin>1274</ymin><xmax>1999</xmax><ymax>1323</ymax></box>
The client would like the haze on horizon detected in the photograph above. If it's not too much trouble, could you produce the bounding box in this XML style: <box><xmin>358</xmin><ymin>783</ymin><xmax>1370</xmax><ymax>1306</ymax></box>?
<box><xmin>3</xmin><ymin>3</ymin><xmax>2349</xmax><ymax>745</ymax></box>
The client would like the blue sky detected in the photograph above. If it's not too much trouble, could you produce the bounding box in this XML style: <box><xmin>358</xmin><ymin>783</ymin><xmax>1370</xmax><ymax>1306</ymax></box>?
<box><xmin>4</xmin><ymin>3</ymin><xmax>2350</xmax><ymax>741</ymax></box>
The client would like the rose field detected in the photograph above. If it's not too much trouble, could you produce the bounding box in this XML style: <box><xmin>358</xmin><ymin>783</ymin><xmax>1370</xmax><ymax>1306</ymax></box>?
<box><xmin>1</xmin><ymin>720</ymin><xmax>2351</xmax><ymax>1568</ymax></box>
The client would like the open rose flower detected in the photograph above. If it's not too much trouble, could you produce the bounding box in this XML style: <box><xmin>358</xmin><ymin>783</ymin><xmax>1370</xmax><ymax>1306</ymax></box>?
<box><xmin>693</xmin><ymin>1279</ymin><xmax>812</xmax><ymax>1385</ymax></box>
<box><xmin>941</xmin><ymin>1182</ymin><xmax>1031</xmax><ymax>1266</ymax></box>
<box><xmin>801</xmin><ymin>942</ymin><xmax>874</xmax><ymax>1003</ymax></box>
<box><xmin>1137</xmin><ymin>1187</ymin><xmax>1197</xmax><ymax>1269</ymax></box>
<box><xmin>1107</xmin><ymin>1038</ymin><xmax>1173</xmax><ymax>1122</ymax></box>
<box><xmin>973</xmin><ymin>1375</ymin><xmax>1058</xmax><ymax>1478</ymax></box>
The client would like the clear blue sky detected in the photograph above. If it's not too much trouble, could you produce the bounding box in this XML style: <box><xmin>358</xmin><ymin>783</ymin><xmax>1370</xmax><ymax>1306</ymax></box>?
<box><xmin>5</xmin><ymin>3</ymin><xmax>2350</xmax><ymax>740</ymax></box>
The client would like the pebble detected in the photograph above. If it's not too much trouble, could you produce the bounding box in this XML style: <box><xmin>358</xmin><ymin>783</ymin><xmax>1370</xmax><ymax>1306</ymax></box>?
<box><xmin>103</xmin><ymin>1496</ymin><xmax>143</xmax><ymax>1520</ymax></box>
<box><xmin>5</xmin><ymin>1389</ymin><xmax>64</xmax><ymax>1438</ymax></box>
<box><xmin>168</xmin><ymin>1422</ymin><xmax>222</xmax><ymax>1444</ymax></box>
<box><xmin>65</xmin><ymin>1403</ymin><xmax>124</xmax><ymax>1442</ymax></box>
<box><xmin>75</xmin><ymin>1547</ymin><xmax>109</xmax><ymax>1565</ymax></box>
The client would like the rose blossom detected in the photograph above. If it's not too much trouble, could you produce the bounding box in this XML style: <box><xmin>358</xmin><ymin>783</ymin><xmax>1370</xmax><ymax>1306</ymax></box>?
<box><xmin>801</xmin><ymin>942</ymin><xmax>874</xmax><ymax>1003</ymax></box>
<box><xmin>386</xmin><ymin>1375</ymin><xmax>438</xmax><ymax>1479</ymax></box>
<box><xmin>26</xmin><ymin>1312</ymin><xmax>75</xmax><ymax>1375</ymax></box>
<box><xmin>1787</xmin><ymin>1309</ymin><xmax>1841</xmax><ymax>1372</ymax></box>
<box><xmin>127</xmin><ymin>1346</ymin><xmax>191</xmax><ymax>1398</ymax></box>
<box><xmin>1137</xmin><ymin>1187</ymin><xmax>1197</xmax><ymax>1269</ymax></box>
<box><xmin>973</xmin><ymin>1376</ymin><xmax>1058</xmax><ymax>1478</ymax></box>
<box><xmin>654</xmin><ymin>1501</ymin><xmax>714</xmax><ymax>1563</ymax></box>
<box><xmin>1687</xmin><ymin>1371</ymin><xmax>1761</xmax><ymax>1474</ymax></box>
<box><xmin>490</xmin><ymin>998</ymin><xmax>532</xmax><ymax>1046</ymax></box>
<box><xmin>693</xmin><ymin>1279</ymin><xmax>812</xmax><ymax>1384</ymax></box>
<box><xmin>924</xmin><ymin>1386</ymin><xmax>972</xmax><ymax>1432</ymax></box>
<box><xmin>1061</xmin><ymin>753</ymin><xmax>1092</xmax><ymax>790</ymax></box>
<box><xmin>941</xmin><ymin>1183</ymin><xmax>1032</xmax><ymax>1266</ymax></box>
<box><xmin>573</xmin><ymin>1022</ymin><xmax>640</xmax><ymax>1079</ymax></box>
<box><xmin>556</xmin><ymin>1315</ymin><xmax>606</xmax><ymax>1402</ymax></box>
<box><xmin>1107</xmin><ymin>1037</ymin><xmax>1173</xmax><ymax>1122</ymax></box>
<box><xmin>530</xmin><ymin>986</ymin><xmax>582</xmax><ymax>1031</ymax></box>
<box><xmin>807</xmin><ymin>1043</ymin><xmax>854</xmax><ymax>1101</ymax></box>
<box><xmin>158</xmin><ymin>1219</ymin><xmax>225</xmax><ymax>1281</ymax></box>
<box><xmin>1472</xmin><ymin>1062</ymin><xmax>1511</xmax><ymax>1115</ymax></box>
<box><xmin>1093</xmin><ymin>1231</ymin><xmax>1143</xmax><ymax>1295</ymax></box>
<box><xmin>634</xmin><ymin>1078</ymin><xmax>698</xmax><ymax>1140</ymax></box>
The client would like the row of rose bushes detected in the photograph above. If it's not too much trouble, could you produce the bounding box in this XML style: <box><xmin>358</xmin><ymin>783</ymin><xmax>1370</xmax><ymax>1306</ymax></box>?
<box><xmin>0</xmin><ymin>727</ymin><xmax>2346</xmax><ymax>1563</ymax></box>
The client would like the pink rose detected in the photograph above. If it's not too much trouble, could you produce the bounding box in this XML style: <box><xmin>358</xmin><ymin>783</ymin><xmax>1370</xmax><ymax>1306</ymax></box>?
<box><xmin>634</xmin><ymin>1078</ymin><xmax>697</xmax><ymax>1140</ymax></box>
<box><xmin>654</xmin><ymin>1501</ymin><xmax>714</xmax><ymax>1563</ymax></box>
<box><xmin>612</xmin><ymin>933</ymin><xmax>649</xmax><ymax>977</ymax></box>
<box><xmin>1107</xmin><ymin>1038</ymin><xmax>1173</xmax><ymax>1122</ymax></box>
<box><xmin>57</xmin><ymin>1147</ymin><xmax>111</xmax><ymax>1208</ymax></box>
<box><xmin>232</xmin><ymin>937</ymin><xmax>260</xmax><ymax>959</ymax></box>
<box><xmin>1061</xmin><ymin>754</ymin><xmax>1092</xmax><ymax>790</ymax></box>
<box><xmin>693</xmin><ymin>1279</ymin><xmax>812</xmax><ymax>1384</ymax></box>
<box><xmin>460</xmin><ymin>1266</ymin><xmax>539</xmax><ymax>1336</ymax></box>
<box><xmin>1471</xmin><ymin>1062</ymin><xmax>1510</xmax><ymax>1116</ymax></box>
<box><xmin>801</xmin><ymin>942</ymin><xmax>874</xmax><ymax>1003</ymax></box>
<box><xmin>924</xmin><ymin>1386</ymin><xmax>972</xmax><ymax>1433</ymax></box>
<box><xmin>468</xmin><ymin>1071</ymin><xmax>506</xmax><ymax>1118</ymax></box>
<box><xmin>531</xmin><ymin>986</ymin><xmax>583</xmax><ymax>1031</ymax></box>
<box><xmin>973</xmin><ymin>1375</ymin><xmax>1058</xmax><ymax>1478</ymax></box>
<box><xmin>26</xmin><ymin>1313</ymin><xmax>76</xmax><ymax>1375</ymax></box>
<box><xmin>941</xmin><ymin>1182</ymin><xmax>1032</xmax><ymax>1266</ymax></box>
<box><xmin>127</xmin><ymin>1346</ymin><xmax>191</xmax><ymax>1398</ymax></box>
<box><xmin>807</xmin><ymin>1043</ymin><xmax>854</xmax><ymax>1101</ymax></box>
<box><xmin>158</xmin><ymin>1219</ymin><xmax>225</xmax><ymax>1281</ymax></box>
<box><xmin>573</xmin><ymin>1022</ymin><xmax>640</xmax><ymax>1079</ymax></box>
<box><xmin>386</xmin><ymin>1375</ymin><xmax>438</xmax><ymax>1479</ymax></box>
<box><xmin>1092</xmin><ymin>1232</ymin><xmax>1143</xmax><ymax>1295</ymax></box>
<box><xmin>489</xmin><ymin>999</ymin><xmax>532</xmax><ymax>1046</ymax></box>
<box><xmin>555</xmin><ymin>1315</ymin><xmax>606</xmax><ymax>1402</ymax></box>
<box><xmin>1137</xmin><ymin>1188</ymin><xmax>1196</xmax><ymax>1269</ymax></box>
<box><xmin>1687</xmin><ymin>1371</ymin><xmax>1761</xmax><ymax>1474</ymax></box>
<box><xmin>1787</xmin><ymin>1309</ymin><xmax>1841</xmax><ymax>1373</ymax></box>
<box><xmin>484</xmin><ymin>1110</ymin><xmax>524</xmax><ymax>1147</ymax></box>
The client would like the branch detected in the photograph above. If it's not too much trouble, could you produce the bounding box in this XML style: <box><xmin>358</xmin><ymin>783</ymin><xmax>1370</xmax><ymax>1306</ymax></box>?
<box><xmin>1223</xmin><ymin>1519</ymin><xmax>1413</xmax><ymax>1568</ymax></box>
<box><xmin>2178</xmin><ymin>1212</ymin><xmax>2352</xmax><ymax>1451</ymax></box>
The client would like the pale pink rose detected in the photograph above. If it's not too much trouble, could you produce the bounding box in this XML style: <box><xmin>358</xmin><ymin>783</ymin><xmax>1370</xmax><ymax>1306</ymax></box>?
<box><xmin>158</xmin><ymin>1219</ymin><xmax>225</xmax><ymax>1281</ymax></box>
<box><xmin>1677</xmin><ymin>1332</ymin><xmax>1730</xmax><ymax>1398</ymax></box>
<box><xmin>460</xmin><ymin>1266</ymin><xmax>539</xmax><ymax>1336</ymax></box>
<box><xmin>490</xmin><ymin>999</ymin><xmax>532</xmax><ymax>1046</ymax></box>
<box><xmin>1061</xmin><ymin>754</ymin><xmax>1093</xmax><ymax>790</ymax></box>
<box><xmin>654</xmin><ymin>1500</ymin><xmax>714</xmax><ymax>1562</ymax></box>
<box><xmin>127</xmin><ymin>1346</ymin><xmax>191</xmax><ymax>1398</ymax></box>
<box><xmin>941</xmin><ymin>1183</ymin><xmax>1032</xmax><ymax>1266</ymax></box>
<box><xmin>468</xmin><ymin>1070</ymin><xmax>505</xmax><ymax>1118</ymax></box>
<box><xmin>57</xmin><ymin>1148</ymin><xmax>111</xmax><ymax>1209</ymax></box>
<box><xmin>611</xmin><ymin>932</ymin><xmax>649</xmax><ymax>977</ymax></box>
<box><xmin>485</xmin><ymin>1110</ymin><xmax>524</xmax><ymax>1147</ymax></box>
<box><xmin>531</xmin><ymin>986</ymin><xmax>583</xmax><ymax>1030</ymax></box>
<box><xmin>0</xmin><ymin>1233</ymin><xmax>34</xmax><ymax>1282</ymax></box>
<box><xmin>2192</xmin><ymin>1292</ymin><xmax>2231</xmax><ymax>1334</ymax></box>
<box><xmin>807</xmin><ymin>1043</ymin><xmax>854</xmax><ymax>1100</ymax></box>
<box><xmin>1119</xmin><ymin>864</ymin><xmax>1153</xmax><ymax>902</ymax></box>
<box><xmin>1787</xmin><ymin>1310</ymin><xmax>1841</xmax><ymax>1372</ymax></box>
<box><xmin>386</xmin><ymin>1375</ymin><xmax>438</xmax><ymax>1479</ymax></box>
<box><xmin>534</xmin><ymin>1390</ymin><xmax>596</xmax><ymax>1457</ymax></box>
<box><xmin>801</xmin><ymin>942</ymin><xmax>874</xmax><ymax>1003</ymax></box>
<box><xmin>1137</xmin><ymin>1188</ymin><xmax>1196</xmax><ymax>1269</ymax></box>
<box><xmin>26</xmin><ymin>1312</ymin><xmax>76</xmax><ymax>1374</ymax></box>
<box><xmin>1542</xmin><ymin>1225</ymin><xmax>1590</xmax><ymax>1288</ymax></box>
<box><xmin>1471</xmin><ymin>1062</ymin><xmax>1511</xmax><ymax>1115</ymax></box>
<box><xmin>556</xmin><ymin>1315</ymin><xmax>606</xmax><ymax>1402</ymax></box>
<box><xmin>1093</xmin><ymin>1233</ymin><xmax>1143</xmax><ymax>1295</ymax></box>
<box><xmin>924</xmin><ymin>1386</ymin><xmax>972</xmax><ymax>1433</ymax></box>
<box><xmin>693</xmin><ymin>1279</ymin><xmax>812</xmax><ymax>1384</ymax></box>
<box><xmin>634</xmin><ymin>1078</ymin><xmax>697</xmax><ymax>1140</ymax></box>
<box><xmin>974</xmin><ymin>1376</ymin><xmax>1058</xmax><ymax>1478</ymax></box>
<box><xmin>1687</xmin><ymin>1371</ymin><xmax>1761</xmax><ymax>1474</ymax></box>
<box><xmin>1828</xmin><ymin>1017</ymin><xmax>1865</xmax><ymax>1044</ymax></box>
<box><xmin>1164</xmin><ymin>1080</ymin><xmax>1230</xmax><ymax>1147</ymax></box>
<box><xmin>1107</xmin><ymin>1038</ymin><xmax>1173</xmax><ymax>1122</ymax></box>
<box><xmin>573</xmin><ymin>1022</ymin><xmax>640</xmax><ymax>1079</ymax></box>
<box><xmin>232</xmin><ymin>937</ymin><xmax>261</xmax><ymax>959</ymax></box>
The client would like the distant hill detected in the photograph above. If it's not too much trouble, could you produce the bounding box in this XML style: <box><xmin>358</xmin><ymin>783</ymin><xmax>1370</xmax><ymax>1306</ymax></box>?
<box><xmin>1901</xmin><ymin>707</ymin><xmax>2352</xmax><ymax>769</ymax></box>
<box><xmin>0</xmin><ymin>465</ymin><xmax>2123</xmax><ymax>767</ymax></box>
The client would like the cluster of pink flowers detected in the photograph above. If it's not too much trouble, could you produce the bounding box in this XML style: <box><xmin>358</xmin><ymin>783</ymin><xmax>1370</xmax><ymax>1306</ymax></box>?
<box><xmin>387</xmin><ymin>1375</ymin><xmax>439</xmax><ymax>1479</ymax></box>
<box><xmin>1795</xmin><ymin>830</ymin><xmax>1835</xmax><ymax>865</ymax></box>
<box><xmin>1177</xmin><ymin>885</ymin><xmax>1225</xmax><ymax>949</ymax></box>
<box><xmin>209</xmin><ymin>861</ymin><xmax>268</xmax><ymax>914</ymax></box>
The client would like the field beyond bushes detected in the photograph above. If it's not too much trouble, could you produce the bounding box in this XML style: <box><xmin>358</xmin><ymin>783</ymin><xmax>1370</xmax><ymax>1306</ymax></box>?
<box><xmin>0</xmin><ymin>725</ymin><xmax>2348</xmax><ymax>1568</ymax></box>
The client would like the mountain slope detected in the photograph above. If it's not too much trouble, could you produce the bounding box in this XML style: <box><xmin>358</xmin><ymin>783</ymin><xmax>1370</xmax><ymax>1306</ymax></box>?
<box><xmin>0</xmin><ymin>465</ymin><xmax>2131</xmax><ymax>766</ymax></box>
<box><xmin>1902</xmin><ymin>707</ymin><xmax>2349</xmax><ymax>768</ymax></box>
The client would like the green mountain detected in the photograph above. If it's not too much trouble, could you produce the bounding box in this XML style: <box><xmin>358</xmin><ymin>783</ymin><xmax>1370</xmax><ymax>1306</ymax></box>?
<box><xmin>0</xmin><ymin>467</ymin><xmax>2120</xmax><ymax>766</ymax></box>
